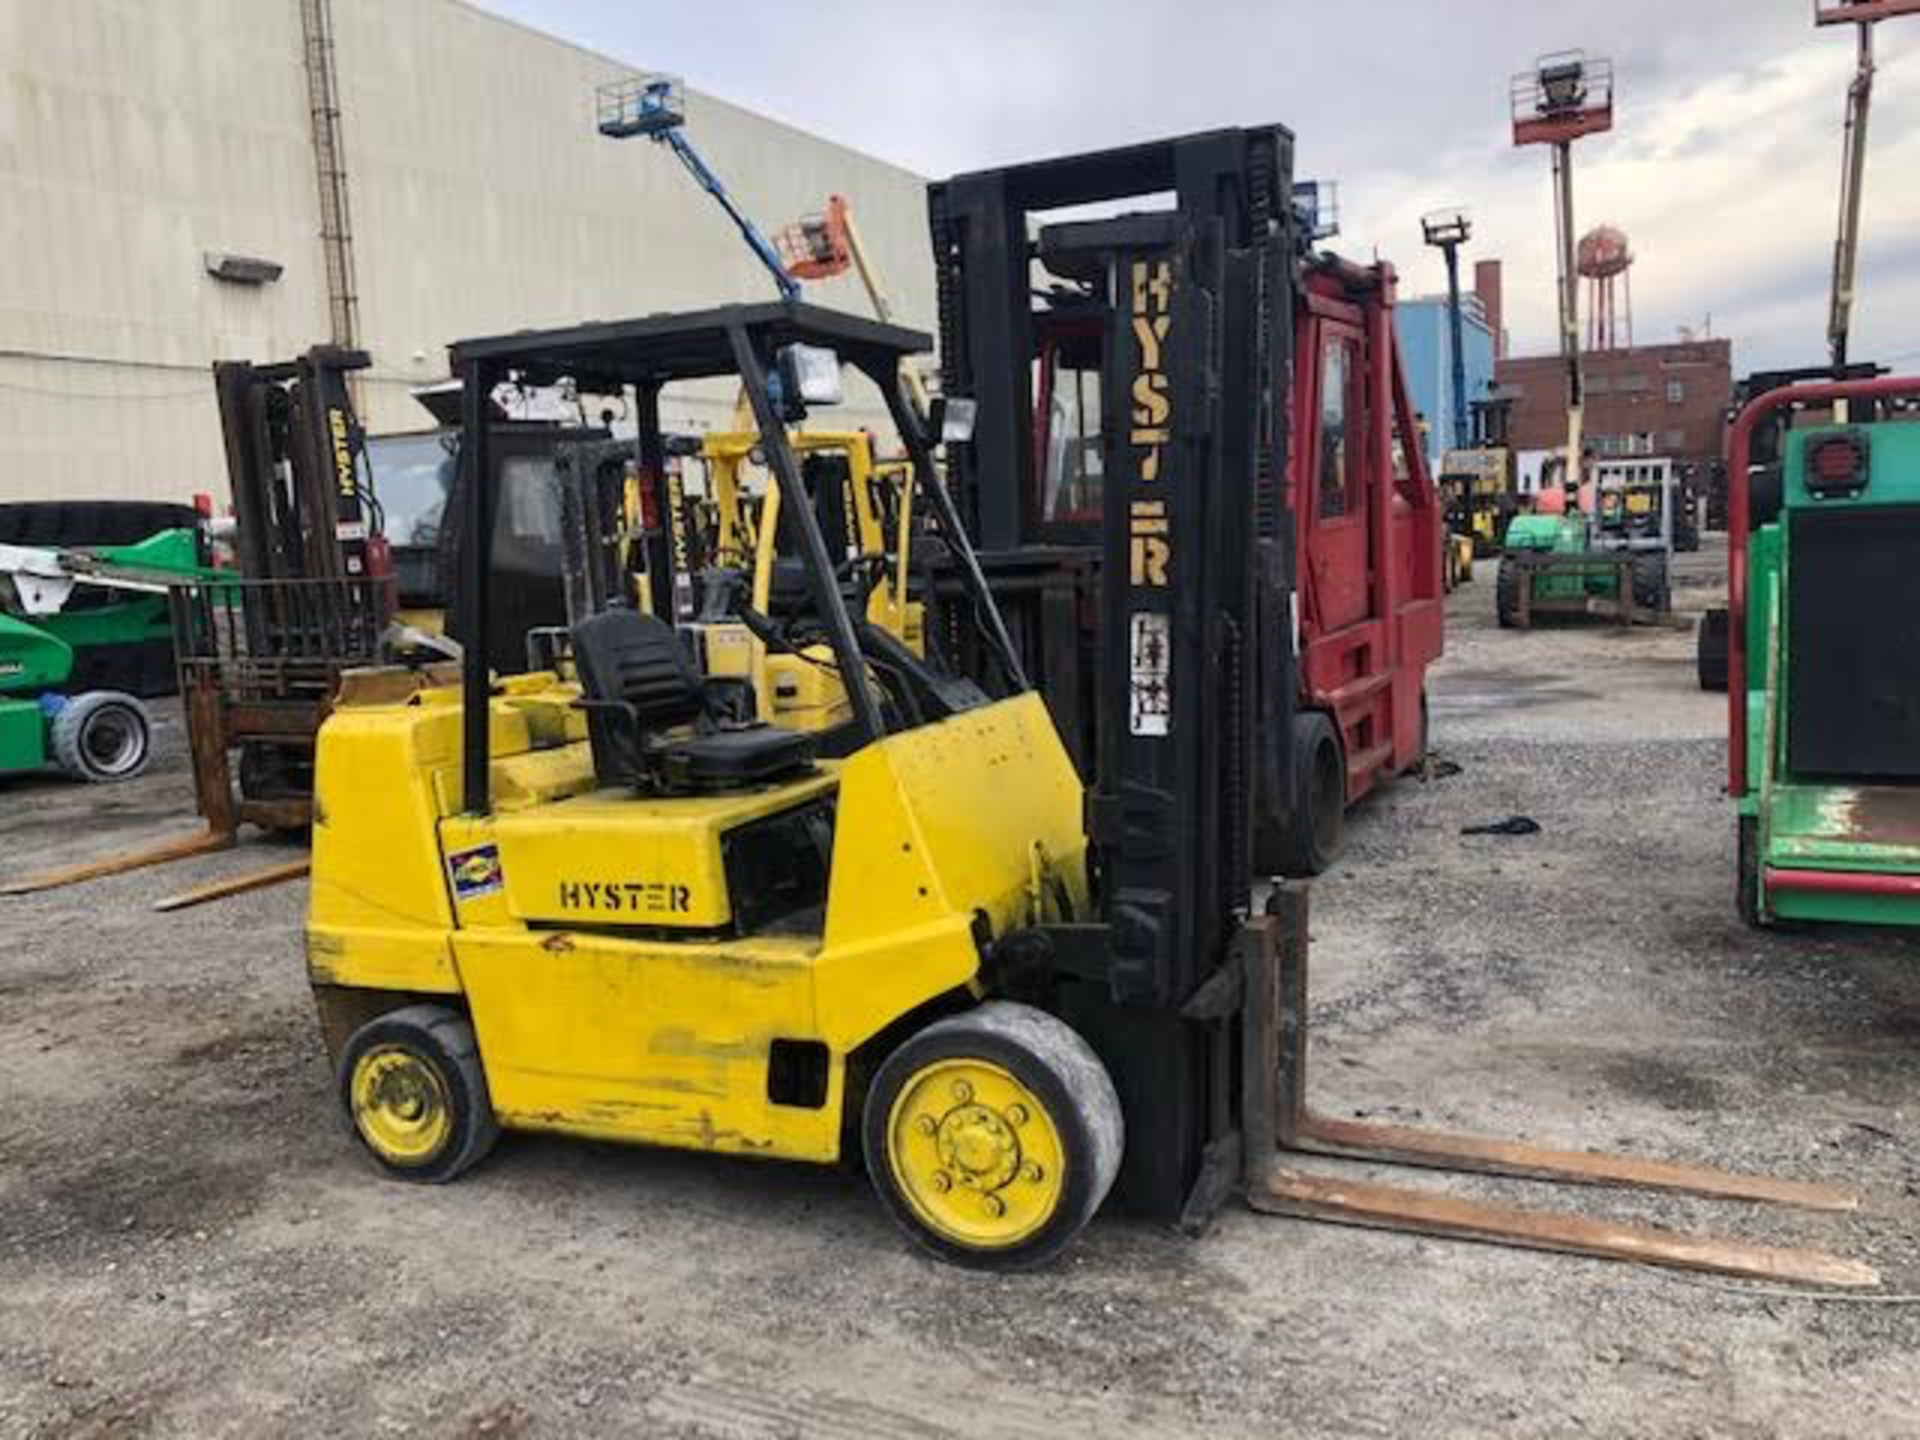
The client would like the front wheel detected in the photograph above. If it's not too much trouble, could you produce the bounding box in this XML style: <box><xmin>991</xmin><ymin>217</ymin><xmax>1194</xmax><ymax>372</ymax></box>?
<box><xmin>338</xmin><ymin>1004</ymin><xmax>499</xmax><ymax>1184</ymax></box>
<box><xmin>863</xmin><ymin>1002</ymin><xmax>1123</xmax><ymax>1271</ymax></box>
<box><xmin>1631</xmin><ymin>552</ymin><xmax>1671</xmax><ymax>615</ymax></box>
<box><xmin>1697</xmin><ymin>608</ymin><xmax>1729</xmax><ymax>692</ymax></box>
<box><xmin>1261</xmin><ymin>712</ymin><xmax>1346</xmax><ymax>877</ymax></box>
<box><xmin>1737</xmin><ymin>815</ymin><xmax>1763</xmax><ymax>930</ymax></box>
<box><xmin>1495</xmin><ymin>558</ymin><xmax>1521</xmax><ymax>629</ymax></box>
<box><xmin>51</xmin><ymin>691</ymin><xmax>152</xmax><ymax>783</ymax></box>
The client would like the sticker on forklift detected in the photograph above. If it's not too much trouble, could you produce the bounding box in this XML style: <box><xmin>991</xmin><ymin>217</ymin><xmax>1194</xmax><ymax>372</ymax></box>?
<box><xmin>334</xmin><ymin>521</ymin><xmax>369</xmax><ymax>542</ymax></box>
<box><xmin>447</xmin><ymin>844</ymin><xmax>505</xmax><ymax>901</ymax></box>
<box><xmin>1128</xmin><ymin>611</ymin><xmax>1171</xmax><ymax>736</ymax></box>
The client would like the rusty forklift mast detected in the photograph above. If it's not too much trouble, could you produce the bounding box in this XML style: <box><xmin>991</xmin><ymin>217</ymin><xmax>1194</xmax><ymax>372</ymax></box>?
<box><xmin>2</xmin><ymin>347</ymin><xmax>394</xmax><ymax>909</ymax></box>
<box><xmin>938</xmin><ymin>129</ymin><xmax>1872</xmax><ymax>1284</ymax></box>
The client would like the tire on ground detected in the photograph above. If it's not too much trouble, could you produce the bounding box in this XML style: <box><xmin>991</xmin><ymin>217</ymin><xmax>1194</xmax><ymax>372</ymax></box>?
<box><xmin>337</xmin><ymin>1004</ymin><xmax>500</xmax><ymax>1184</ymax></box>
<box><xmin>49</xmin><ymin>691</ymin><xmax>153</xmax><ymax>783</ymax></box>
<box><xmin>1495</xmin><ymin>557</ymin><xmax>1521</xmax><ymax>628</ymax></box>
<box><xmin>1697</xmin><ymin>607</ymin><xmax>1729</xmax><ymax>693</ymax></box>
<box><xmin>1737</xmin><ymin>814</ymin><xmax>1763</xmax><ymax>929</ymax></box>
<box><xmin>1630</xmin><ymin>552</ymin><xmax>1670</xmax><ymax>614</ymax></box>
<box><xmin>862</xmin><ymin>1001</ymin><xmax>1123</xmax><ymax>1272</ymax></box>
<box><xmin>1263</xmin><ymin>710</ymin><xmax>1346</xmax><ymax>878</ymax></box>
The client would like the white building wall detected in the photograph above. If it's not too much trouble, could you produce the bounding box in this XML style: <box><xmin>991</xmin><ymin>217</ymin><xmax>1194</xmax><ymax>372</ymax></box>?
<box><xmin>0</xmin><ymin>0</ymin><xmax>936</xmax><ymax>504</ymax></box>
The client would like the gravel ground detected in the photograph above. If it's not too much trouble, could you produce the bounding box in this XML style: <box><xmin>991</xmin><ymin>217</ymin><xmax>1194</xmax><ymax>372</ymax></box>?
<box><xmin>2</xmin><ymin>534</ymin><xmax>1916</xmax><ymax>1438</ymax></box>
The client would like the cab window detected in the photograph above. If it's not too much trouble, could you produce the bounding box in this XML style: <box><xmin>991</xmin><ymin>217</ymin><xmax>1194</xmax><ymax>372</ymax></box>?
<box><xmin>1318</xmin><ymin>339</ymin><xmax>1357</xmax><ymax>519</ymax></box>
<box><xmin>1039</xmin><ymin>341</ymin><xmax>1103</xmax><ymax>524</ymax></box>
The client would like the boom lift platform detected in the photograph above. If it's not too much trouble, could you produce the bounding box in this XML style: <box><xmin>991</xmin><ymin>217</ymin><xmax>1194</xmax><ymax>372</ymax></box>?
<box><xmin>303</xmin><ymin>280</ymin><xmax>1869</xmax><ymax>1278</ymax></box>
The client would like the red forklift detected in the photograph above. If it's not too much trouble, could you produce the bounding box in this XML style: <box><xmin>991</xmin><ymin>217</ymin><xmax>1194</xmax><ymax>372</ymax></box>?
<box><xmin>928</xmin><ymin>130</ymin><xmax>1442</xmax><ymax>873</ymax></box>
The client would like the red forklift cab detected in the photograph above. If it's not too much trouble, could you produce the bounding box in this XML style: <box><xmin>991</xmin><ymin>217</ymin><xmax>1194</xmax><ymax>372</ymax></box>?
<box><xmin>1030</xmin><ymin>256</ymin><xmax>1443</xmax><ymax>813</ymax></box>
<box><xmin>1291</xmin><ymin>255</ymin><xmax>1443</xmax><ymax>798</ymax></box>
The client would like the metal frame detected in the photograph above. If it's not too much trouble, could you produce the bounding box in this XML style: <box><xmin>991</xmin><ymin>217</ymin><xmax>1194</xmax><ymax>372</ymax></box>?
<box><xmin>447</xmin><ymin>302</ymin><xmax>1021</xmax><ymax>817</ymax></box>
<box><xmin>1817</xmin><ymin>0</ymin><xmax>1920</xmax><ymax>23</ymax></box>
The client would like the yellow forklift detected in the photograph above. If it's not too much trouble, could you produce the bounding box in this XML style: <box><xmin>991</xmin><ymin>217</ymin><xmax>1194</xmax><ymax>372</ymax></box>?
<box><xmin>306</xmin><ymin>159</ymin><xmax>1870</xmax><ymax>1281</ymax></box>
<box><xmin>670</xmin><ymin>430</ymin><xmax>923</xmax><ymax>735</ymax></box>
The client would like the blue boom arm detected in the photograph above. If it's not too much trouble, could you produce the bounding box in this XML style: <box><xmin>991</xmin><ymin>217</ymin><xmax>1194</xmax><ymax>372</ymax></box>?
<box><xmin>658</xmin><ymin>129</ymin><xmax>800</xmax><ymax>304</ymax></box>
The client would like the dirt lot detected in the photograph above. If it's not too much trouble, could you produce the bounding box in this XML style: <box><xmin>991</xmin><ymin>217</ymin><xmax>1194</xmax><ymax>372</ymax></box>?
<box><xmin>3</xmin><ymin>536</ymin><xmax>1916</xmax><ymax>1438</ymax></box>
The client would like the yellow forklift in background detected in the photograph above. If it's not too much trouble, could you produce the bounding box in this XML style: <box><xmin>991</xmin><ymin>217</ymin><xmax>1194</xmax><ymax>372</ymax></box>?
<box><xmin>663</xmin><ymin>429</ymin><xmax>923</xmax><ymax>736</ymax></box>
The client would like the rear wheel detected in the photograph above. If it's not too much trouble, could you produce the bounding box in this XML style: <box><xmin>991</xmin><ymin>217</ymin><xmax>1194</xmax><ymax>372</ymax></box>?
<box><xmin>1495</xmin><ymin>558</ymin><xmax>1521</xmax><ymax>628</ymax></box>
<box><xmin>1737</xmin><ymin>815</ymin><xmax>1763</xmax><ymax>929</ymax></box>
<box><xmin>1630</xmin><ymin>552</ymin><xmax>1670</xmax><ymax>614</ymax></box>
<box><xmin>1697</xmin><ymin>608</ymin><xmax>1729</xmax><ymax>692</ymax></box>
<box><xmin>50</xmin><ymin>691</ymin><xmax>152</xmax><ymax>783</ymax></box>
<box><xmin>863</xmin><ymin>1002</ymin><xmax>1122</xmax><ymax>1271</ymax></box>
<box><xmin>1264</xmin><ymin>712</ymin><xmax>1345</xmax><ymax>877</ymax></box>
<box><xmin>338</xmin><ymin>1005</ymin><xmax>499</xmax><ymax>1184</ymax></box>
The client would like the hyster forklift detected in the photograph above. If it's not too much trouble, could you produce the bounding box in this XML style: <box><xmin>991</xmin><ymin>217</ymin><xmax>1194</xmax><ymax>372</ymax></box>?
<box><xmin>307</xmin><ymin>237</ymin><xmax>1870</xmax><ymax>1277</ymax></box>
<box><xmin>927</xmin><ymin>130</ymin><xmax>1442</xmax><ymax>875</ymax></box>
<box><xmin>1723</xmin><ymin>373</ymin><xmax>1920</xmax><ymax>929</ymax></box>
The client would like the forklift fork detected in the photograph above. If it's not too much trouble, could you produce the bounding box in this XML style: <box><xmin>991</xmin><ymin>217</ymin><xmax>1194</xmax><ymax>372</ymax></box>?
<box><xmin>1239</xmin><ymin>883</ymin><xmax>1878</xmax><ymax>1289</ymax></box>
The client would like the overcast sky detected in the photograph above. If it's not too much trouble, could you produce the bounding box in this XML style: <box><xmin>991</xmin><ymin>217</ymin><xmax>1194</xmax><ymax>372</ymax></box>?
<box><xmin>472</xmin><ymin>0</ymin><xmax>1920</xmax><ymax>372</ymax></box>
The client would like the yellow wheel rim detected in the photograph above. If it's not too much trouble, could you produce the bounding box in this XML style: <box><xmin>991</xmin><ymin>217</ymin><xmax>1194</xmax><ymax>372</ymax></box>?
<box><xmin>885</xmin><ymin>1058</ymin><xmax>1065</xmax><ymax>1249</ymax></box>
<box><xmin>350</xmin><ymin>1045</ymin><xmax>453</xmax><ymax>1165</ymax></box>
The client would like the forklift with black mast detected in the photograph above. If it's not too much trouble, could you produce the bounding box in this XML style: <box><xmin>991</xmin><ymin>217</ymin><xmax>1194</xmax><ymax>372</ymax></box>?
<box><xmin>301</xmin><ymin>118</ymin><xmax>1871</xmax><ymax>1283</ymax></box>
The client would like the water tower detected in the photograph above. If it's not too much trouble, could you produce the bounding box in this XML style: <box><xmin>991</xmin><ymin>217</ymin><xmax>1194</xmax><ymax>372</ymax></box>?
<box><xmin>1577</xmin><ymin>225</ymin><xmax>1634</xmax><ymax>350</ymax></box>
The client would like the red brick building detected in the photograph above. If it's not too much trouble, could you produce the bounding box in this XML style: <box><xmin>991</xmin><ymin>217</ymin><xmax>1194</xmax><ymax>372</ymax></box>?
<box><xmin>1494</xmin><ymin>339</ymin><xmax>1733</xmax><ymax>471</ymax></box>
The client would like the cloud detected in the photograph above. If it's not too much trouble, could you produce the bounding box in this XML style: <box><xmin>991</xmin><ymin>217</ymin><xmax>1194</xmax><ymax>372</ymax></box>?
<box><xmin>470</xmin><ymin>0</ymin><xmax>1920</xmax><ymax>372</ymax></box>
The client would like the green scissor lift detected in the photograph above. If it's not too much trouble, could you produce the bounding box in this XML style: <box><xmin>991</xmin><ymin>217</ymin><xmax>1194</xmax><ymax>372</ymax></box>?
<box><xmin>1727</xmin><ymin>374</ymin><xmax>1920</xmax><ymax>928</ymax></box>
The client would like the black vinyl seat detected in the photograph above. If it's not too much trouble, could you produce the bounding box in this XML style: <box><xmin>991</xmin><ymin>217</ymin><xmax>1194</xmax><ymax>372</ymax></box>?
<box><xmin>571</xmin><ymin>608</ymin><xmax>815</xmax><ymax>792</ymax></box>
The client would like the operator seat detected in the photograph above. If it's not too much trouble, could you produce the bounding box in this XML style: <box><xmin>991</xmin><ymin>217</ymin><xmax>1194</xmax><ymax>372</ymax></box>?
<box><xmin>571</xmin><ymin>608</ymin><xmax>815</xmax><ymax>793</ymax></box>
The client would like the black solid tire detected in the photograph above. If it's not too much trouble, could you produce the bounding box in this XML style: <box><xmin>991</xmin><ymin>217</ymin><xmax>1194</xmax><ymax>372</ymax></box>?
<box><xmin>862</xmin><ymin>1002</ymin><xmax>1123</xmax><ymax>1272</ymax></box>
<box><xmin>1697</xmin><ymin>608</ymin><xmax>1730</xmax><ymax>693</ymax></box>
<box><xmin>1630</xmin><ymin>552</ymin><xmax>1670</xmax><ymax>614</ymax></box>
<box><xmin>1748</xmin><ymin>464</ymin><xmax>1784</xmax><ymax>532</ymax></box>
<box><xmin>0</xmin><ymin>500</ymin><xmax>199</xmax><ymax>549</ymax></box>
<box><xmin>50</xmin><ymin>691</ymin><xmax>153</xmax><ymax>783</ymax></box>
<box><xmin>337</xmin><ymin>1004</ymin><xmax>500</xmax><ymax>1184</ymax></box>
<box><xmin>1269</xmin><ymin>711</ymin><xmax>1346</xmax><ymax>877</ymax></box>
<box><xmin>1737</xmin><ymin>815</ymin><xmax>1763</xmax><ymax>929</ymax></box>
<box><xmin>239</xmin><ymin>742</ymin><xmax>315</xmax><ymax>805</ymax></box>
<box><xmin>1495</xmin><ymin>558</ymin><xmax>1520</xmax><ymax>628</ymax></box>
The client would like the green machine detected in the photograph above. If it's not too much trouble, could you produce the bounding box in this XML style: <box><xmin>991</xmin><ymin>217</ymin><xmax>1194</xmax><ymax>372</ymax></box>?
<box><xmin>1495</xmin><ymin>477</ymin><xmax>1672</xmax><ymax>629</ymax></box>
<box><xmin>1724</xmin><ymin>374</ymin><xmax>1920</xmax><ymax>928</ymax></box>
<box><xmin>0</xmin><ymin>528</ymin><xmax>206</xmax><ymax>783</ymax></box>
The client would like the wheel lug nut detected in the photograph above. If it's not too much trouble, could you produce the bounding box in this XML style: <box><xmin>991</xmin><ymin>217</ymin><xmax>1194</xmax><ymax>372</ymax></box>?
<box><xmin>952</xmin><ymin>1080</ymin><xmax>973</xmax><ymax>1102</ymax></box>
<box><xmin>1024</xmin><ymin>1162</ymin><xmax>1044</xmax><ymax>1183</ymax></box>
<box><xmin>930</xmin><ymin>1170</ymin><xmax>952</xmax><ymax>1192</ymax></box>
<box><xmin>1006</xmin><ymin>1104</ymin><xmax>1027</xmax><ymax>1126</ymax></box>
<box><xmin>915</xmin><ymin>1115</ymin><xmax>938</xmax><ymax>1136</ymax></box>
<box><xmin>982</xmin><ymin>1194</ymin><xmax>1005</xmax><ymax>1217</ymax></box>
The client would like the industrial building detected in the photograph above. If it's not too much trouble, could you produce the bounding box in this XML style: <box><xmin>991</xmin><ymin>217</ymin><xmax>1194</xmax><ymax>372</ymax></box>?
<box><xmin>0</xmin><ymin>0</ymin><xmax>935</xmax><ymax>504</ymax></box>
<box><xmin>1494</xmin><ymin>337</ymin><xmax>1734</xmax><ymax>483</ymax></box>
<box><xmin>1394</xmin><ymin>292</ymin><xmax>1496</xmax><ymax>467</ymax></box>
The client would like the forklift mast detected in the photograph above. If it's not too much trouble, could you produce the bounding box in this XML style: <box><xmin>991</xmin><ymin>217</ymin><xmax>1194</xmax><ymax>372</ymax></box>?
<box><xmin>213</xmin><ymin>346</ymin><xmax>380</xmax><ymax>584</ymax></box>
<box><xmin>932</xmin><ymin>131</ymin><xmax>1298</xmax><ymax>1221</ymax></box>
